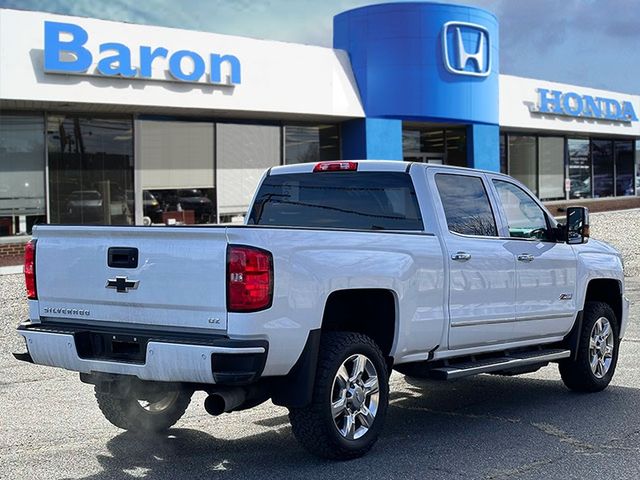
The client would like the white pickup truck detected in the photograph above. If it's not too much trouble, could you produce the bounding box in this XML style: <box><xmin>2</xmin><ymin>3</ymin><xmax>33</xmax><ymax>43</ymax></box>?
<box><xmin>15</xmin><ymin>161</ymin><xmax>629</xmax><ymax>460</ymax></box>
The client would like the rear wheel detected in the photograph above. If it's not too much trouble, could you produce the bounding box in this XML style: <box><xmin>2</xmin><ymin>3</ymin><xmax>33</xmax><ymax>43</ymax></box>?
<box><xmin>95</xmin><ymin>384</ymin><xmax>192</xmax><ymax>433</ymax></box>
<box><xmin>289</xmin><ymin>332</ymin><xmax>389</xmax><ymax>460</ymax></box>
<box><xmin>559</xmin><ymin>301</ymin><xmax>619</xmax><ymax>392</ymax></box>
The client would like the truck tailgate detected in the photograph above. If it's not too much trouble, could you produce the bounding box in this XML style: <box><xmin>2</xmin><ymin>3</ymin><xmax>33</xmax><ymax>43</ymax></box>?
<box><xmin>33</xmin><ymin>225</ymin><xmax>229</xmax><ymax>332</ymax></box>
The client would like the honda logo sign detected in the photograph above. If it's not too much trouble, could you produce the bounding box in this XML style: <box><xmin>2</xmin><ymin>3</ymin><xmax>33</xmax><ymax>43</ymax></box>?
<box><xmin>442</xmin><ymin>21</ymin><xmax>491</xmax><ymax>77</ymax></box>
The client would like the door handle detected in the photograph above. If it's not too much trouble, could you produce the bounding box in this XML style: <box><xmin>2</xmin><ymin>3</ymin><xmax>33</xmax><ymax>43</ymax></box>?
<box><xmin>517</xmin><ymin>253</ymin><xmax>534</xmax><ymax>262</ymax></box>
<box><xmin>451</xmin><ymin>252</ymin><xmax>471</xmax><ymax>261</ymax></box>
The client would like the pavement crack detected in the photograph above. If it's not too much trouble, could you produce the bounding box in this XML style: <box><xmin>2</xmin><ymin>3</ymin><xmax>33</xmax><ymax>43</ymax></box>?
<box><xmin>389</xmin><ymin>398</ymin><xmax>521</xmax><ymax>424</ymax></box>
<box><xmin>531</xmin><ymin>422</ymin><xmax>640</xmax><ymax>454</ymax></box>
<box><xmin>531</xmin><ymin>422</ymin><xmax>596</xmax><ymax>453</ymax></box>
<box><xmin>483</xmin><ymin>455</ymin><xmax>564</xmax><ymax>480</ymax></box>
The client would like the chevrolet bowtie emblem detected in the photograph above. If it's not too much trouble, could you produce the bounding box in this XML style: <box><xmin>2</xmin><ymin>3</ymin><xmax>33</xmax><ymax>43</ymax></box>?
<box><xmin>106</xmin><ymin>276</ymin><xmax>139</xmax><ymax>293</ymax></box>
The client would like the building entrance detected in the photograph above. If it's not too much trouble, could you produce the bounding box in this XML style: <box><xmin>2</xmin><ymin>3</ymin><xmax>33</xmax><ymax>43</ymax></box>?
<box><xmin>403</xmin><ymin>153</ymin><xmax>444</xmax><ymax>164</ymax></box>
<box><xmin>402</xmin><ymin>124</ymin><xmax>467</xmax><ymax>167</ymax></box>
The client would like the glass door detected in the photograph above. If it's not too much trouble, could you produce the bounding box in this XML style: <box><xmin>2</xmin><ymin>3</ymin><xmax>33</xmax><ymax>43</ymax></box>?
<box><xmin>404</xmin><ymin>153</ymin><xmax>444</xmax><ymax>164</ymax></box>
<box><xmin>402</xmin><ymin>125</ymin><xmax>466</xmax><ymax>166</ymax></box>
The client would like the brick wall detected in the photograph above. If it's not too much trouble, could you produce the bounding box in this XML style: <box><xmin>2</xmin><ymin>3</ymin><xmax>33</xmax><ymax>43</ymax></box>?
<box><xmin>0</xmin><ymin>238</ymin><xmax>30</xmax><ymax>266</ymax></box>
<box><xmin>0</xmin><ymin>242</ymin><xmax>27</xmax><ymax>256</ymax></box>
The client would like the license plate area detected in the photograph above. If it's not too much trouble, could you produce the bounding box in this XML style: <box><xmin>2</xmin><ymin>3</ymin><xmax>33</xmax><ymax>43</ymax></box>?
<box><xmin>75</xmin><ymin>331</ymin><xmax>149</xmax><ymax>363</ymax></box>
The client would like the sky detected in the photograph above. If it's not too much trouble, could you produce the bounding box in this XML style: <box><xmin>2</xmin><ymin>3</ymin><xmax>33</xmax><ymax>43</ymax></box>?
<box><xmin>1</xmin><ymin>0</ymin><xmax>638</xmax><ymax>94</ymax></box>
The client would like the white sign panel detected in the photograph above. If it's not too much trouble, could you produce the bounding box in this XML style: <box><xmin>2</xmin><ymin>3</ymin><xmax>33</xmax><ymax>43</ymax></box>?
<box><xmin>500</xmin><ymin>75</ymin><xmax>640</xmax><ymax>137</ymax></box>
<box><xmin>0</xmin><ymin>9</ymin><xmax>364</xmax><ymax>119</ymax></box>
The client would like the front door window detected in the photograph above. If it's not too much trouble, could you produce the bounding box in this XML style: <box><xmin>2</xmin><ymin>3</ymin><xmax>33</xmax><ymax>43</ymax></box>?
<box><xmin>493</xmin><ymin>180</ymin><xmax>551</xmax><ymax>241</ymax></box>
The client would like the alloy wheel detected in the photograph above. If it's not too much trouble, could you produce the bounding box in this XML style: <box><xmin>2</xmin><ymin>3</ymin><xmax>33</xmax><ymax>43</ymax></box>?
<box><xmin>331</xmin><ymin>353</ymin><xmax>380</xmax><ymax>440</ymax></box>
<box><xmin>589</xmin><ymin>316</ymin><xmax>614</xmax><ymax>379</ymax></box>
<box><xmin>137</xmin><ymin>391</ymin><xmax>180</xmax><ymax>413</ymax></box>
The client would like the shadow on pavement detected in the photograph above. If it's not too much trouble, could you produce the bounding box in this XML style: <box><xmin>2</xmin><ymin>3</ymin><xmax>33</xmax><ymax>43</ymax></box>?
<box><xmin>69</xmin><ymin>373</ymin><xmax>640</xmax><ymax>480</ymax></box>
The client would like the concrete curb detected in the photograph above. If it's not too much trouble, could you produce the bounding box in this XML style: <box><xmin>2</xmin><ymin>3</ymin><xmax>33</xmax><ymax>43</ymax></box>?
<box><xmin>0</xmin><ymin>265</ymin><xmax>22</xmax><ymax>276</ymax></box>
<box><xmin>589</xmin><ymin>207</ymin><xmax>640</xmax><ymax>215</ymax></box>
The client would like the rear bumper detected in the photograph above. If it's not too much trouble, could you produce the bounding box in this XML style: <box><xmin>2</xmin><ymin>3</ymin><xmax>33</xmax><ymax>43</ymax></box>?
<box><xmin>16</xmin><ymin>321</ymin><xmax>268</xmax><ymax>385</ymax></box>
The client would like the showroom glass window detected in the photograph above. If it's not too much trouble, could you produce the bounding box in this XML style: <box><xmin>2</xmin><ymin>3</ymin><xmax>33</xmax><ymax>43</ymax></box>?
<box><xmin>592</xmin><ymin>139</ymin><xmax>614</xmax><ymax>198</ymax></box>
<box><xmin>507</xmin><ymin>135</ymin><xmax>537</xmax><ymax>194</ymax></box>
<box><xmin>568</xmin><ymin>139</ymin><xmax>591</xmax><ymax>199</ymax></box>
<box><xmin>614</xmin><ymin>140</ymin><xmax>635</xmax><ymax>196</ymax></box>
<box><xmin>284</xmin><ymin>124</ymin><xmax>340</xmax><ymax>164</ymax></box>
<box><xmin>0</xmin><ymin>114</ymin><xmax>46</xmax><ymax>236</ymax></box>
<box><xmin>538</xmin><ymin>137</ymin><xmax>565</xmax><ymax>200</ymax></box>
<box><xmin>138</xmin><ymin>120</ymin><xmax>216</xmax><ymax>225</ymax></box>
<box><xmin>47</xmin><ymin>115</ymin><xmax>134</xmax><ymax>225</ymax></box>
<box><xmin>217</xmin><ymin>123</ymin><xmax>281</xmax><ymax>222</ymax></box>
<box><xmin>504</xmin><ymin>134</ymin><xmax>564</xmax><ymax>200</ymax></box>
<box><xmin>636</xmin><ymin>140</ymin><xmax>640</xmax><ymax>194</ymax></box>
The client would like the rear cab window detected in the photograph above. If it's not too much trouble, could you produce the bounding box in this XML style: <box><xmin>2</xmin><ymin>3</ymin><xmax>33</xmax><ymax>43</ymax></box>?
<box><xmin>248</xmin><ymin>171</ymin><xmax>424</xmax><ymax>231</ymax></box>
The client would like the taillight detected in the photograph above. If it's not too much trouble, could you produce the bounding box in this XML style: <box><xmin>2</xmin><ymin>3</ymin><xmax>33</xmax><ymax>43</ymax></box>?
<box><xmin>24</xmin><ymin>239</ymin><xmax>37</xmax><ymax>300</ymax></box>
<box><xmin>227</xmin><ymin>245</ymin><xmax>273</xmax><ymax>312</ymax></box>
<box><xmin>313</xmin><ymin>161</ymin><xmax>358</xmax><ymax>172</ymax></box>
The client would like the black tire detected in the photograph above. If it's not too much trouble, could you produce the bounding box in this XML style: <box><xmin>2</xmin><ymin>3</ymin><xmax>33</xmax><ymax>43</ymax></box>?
<box><xmin>559</xmin><ymin>301</ymin><xmax>620</xmax><ymax>393</ymax></box>
<box><xmin>95</xmin><ymin>385</ymin><xmax>192</xmax><ymax>433</ymax></box>
<box><xmin>288</xmin><ymin>332</ymin><xmax>389</xmax><ymax>460</ymax></box>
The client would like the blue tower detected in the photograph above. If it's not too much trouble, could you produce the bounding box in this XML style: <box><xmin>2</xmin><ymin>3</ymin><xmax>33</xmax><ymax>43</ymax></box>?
<box><xmin>334</xmin><ymin>2</ymin><xmax>500</xmax><ymax>171</ymax></box>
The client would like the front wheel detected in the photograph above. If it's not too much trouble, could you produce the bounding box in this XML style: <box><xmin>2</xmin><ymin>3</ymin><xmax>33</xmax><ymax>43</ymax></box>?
<box><xmin>559</xmin><ymin>301</ymin><xmax>620</xmax><ymax>392</ymax></box>
<box><xmin>289</xmin><ymin>332</ymin><xmax>389</xmax><ymax>460</ymax></box>
<box><xmin>95</xmin><ymin>383</ymin><xmax>192</xmax><ymax>433</ymax></box>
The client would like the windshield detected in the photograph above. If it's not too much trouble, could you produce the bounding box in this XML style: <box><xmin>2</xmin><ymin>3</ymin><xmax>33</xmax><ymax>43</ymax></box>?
<box><xmin>248</xmin><ymin>172</ymin><xmax>423</xmax><ymax>231</ymax></box>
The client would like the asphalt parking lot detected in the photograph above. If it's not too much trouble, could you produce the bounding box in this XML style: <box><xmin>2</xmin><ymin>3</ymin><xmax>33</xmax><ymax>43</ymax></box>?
<box><xmin>1</xmin><ymin>210</ymin><xmax>639</xmax><ymax>479</ymax></box>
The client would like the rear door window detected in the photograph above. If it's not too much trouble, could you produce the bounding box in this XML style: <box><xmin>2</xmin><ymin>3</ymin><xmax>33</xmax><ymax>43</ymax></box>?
<box><xmin>248</xmin><ymin>172</ymin><xmax>423</xmax><ymax>231</ymax></box>
<box><xmin>435</xmin><ymin>173</ymin><xmax>498</xmax><ymax>236</ymax></box>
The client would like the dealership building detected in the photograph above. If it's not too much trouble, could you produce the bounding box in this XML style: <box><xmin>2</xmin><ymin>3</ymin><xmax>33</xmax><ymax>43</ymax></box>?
<box><xmin>1</xmin><ymin>3</ymin><xmax>639</xmax><ymax>257</ymax></box>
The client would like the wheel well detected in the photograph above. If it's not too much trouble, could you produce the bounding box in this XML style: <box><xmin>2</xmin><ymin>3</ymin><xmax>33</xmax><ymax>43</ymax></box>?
<box><xmin>585</xmin><ymin>279</ymin><xmax>622</xmax><ymax>326</ymax></box>
<box><xmin>321</xmin><ymin>289</ymin><xmax>396</xmax><ymax>358</ymax></box>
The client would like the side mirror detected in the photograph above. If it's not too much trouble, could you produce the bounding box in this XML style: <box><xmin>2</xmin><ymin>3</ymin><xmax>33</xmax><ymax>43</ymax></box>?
<box><xmin>566</xmin><ymin>206</ymin><xmax>589</xmax><ymax>244</ymax></box>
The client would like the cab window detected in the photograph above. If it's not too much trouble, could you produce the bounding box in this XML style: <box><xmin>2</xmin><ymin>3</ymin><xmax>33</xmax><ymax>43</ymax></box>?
<box><xmin>248</xmin><ymin>172</ymin><xmax>423</xmax><ymax>231</ymax></box>
<box><xmin>435</xmin><ymin>174</ymin><xmax>498</xmax><ymax>237</ymax></box>
<box><xmin>493</xmin><ymin>180</ymin><xmax>552</xmax><ymax>240</ymax></box>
